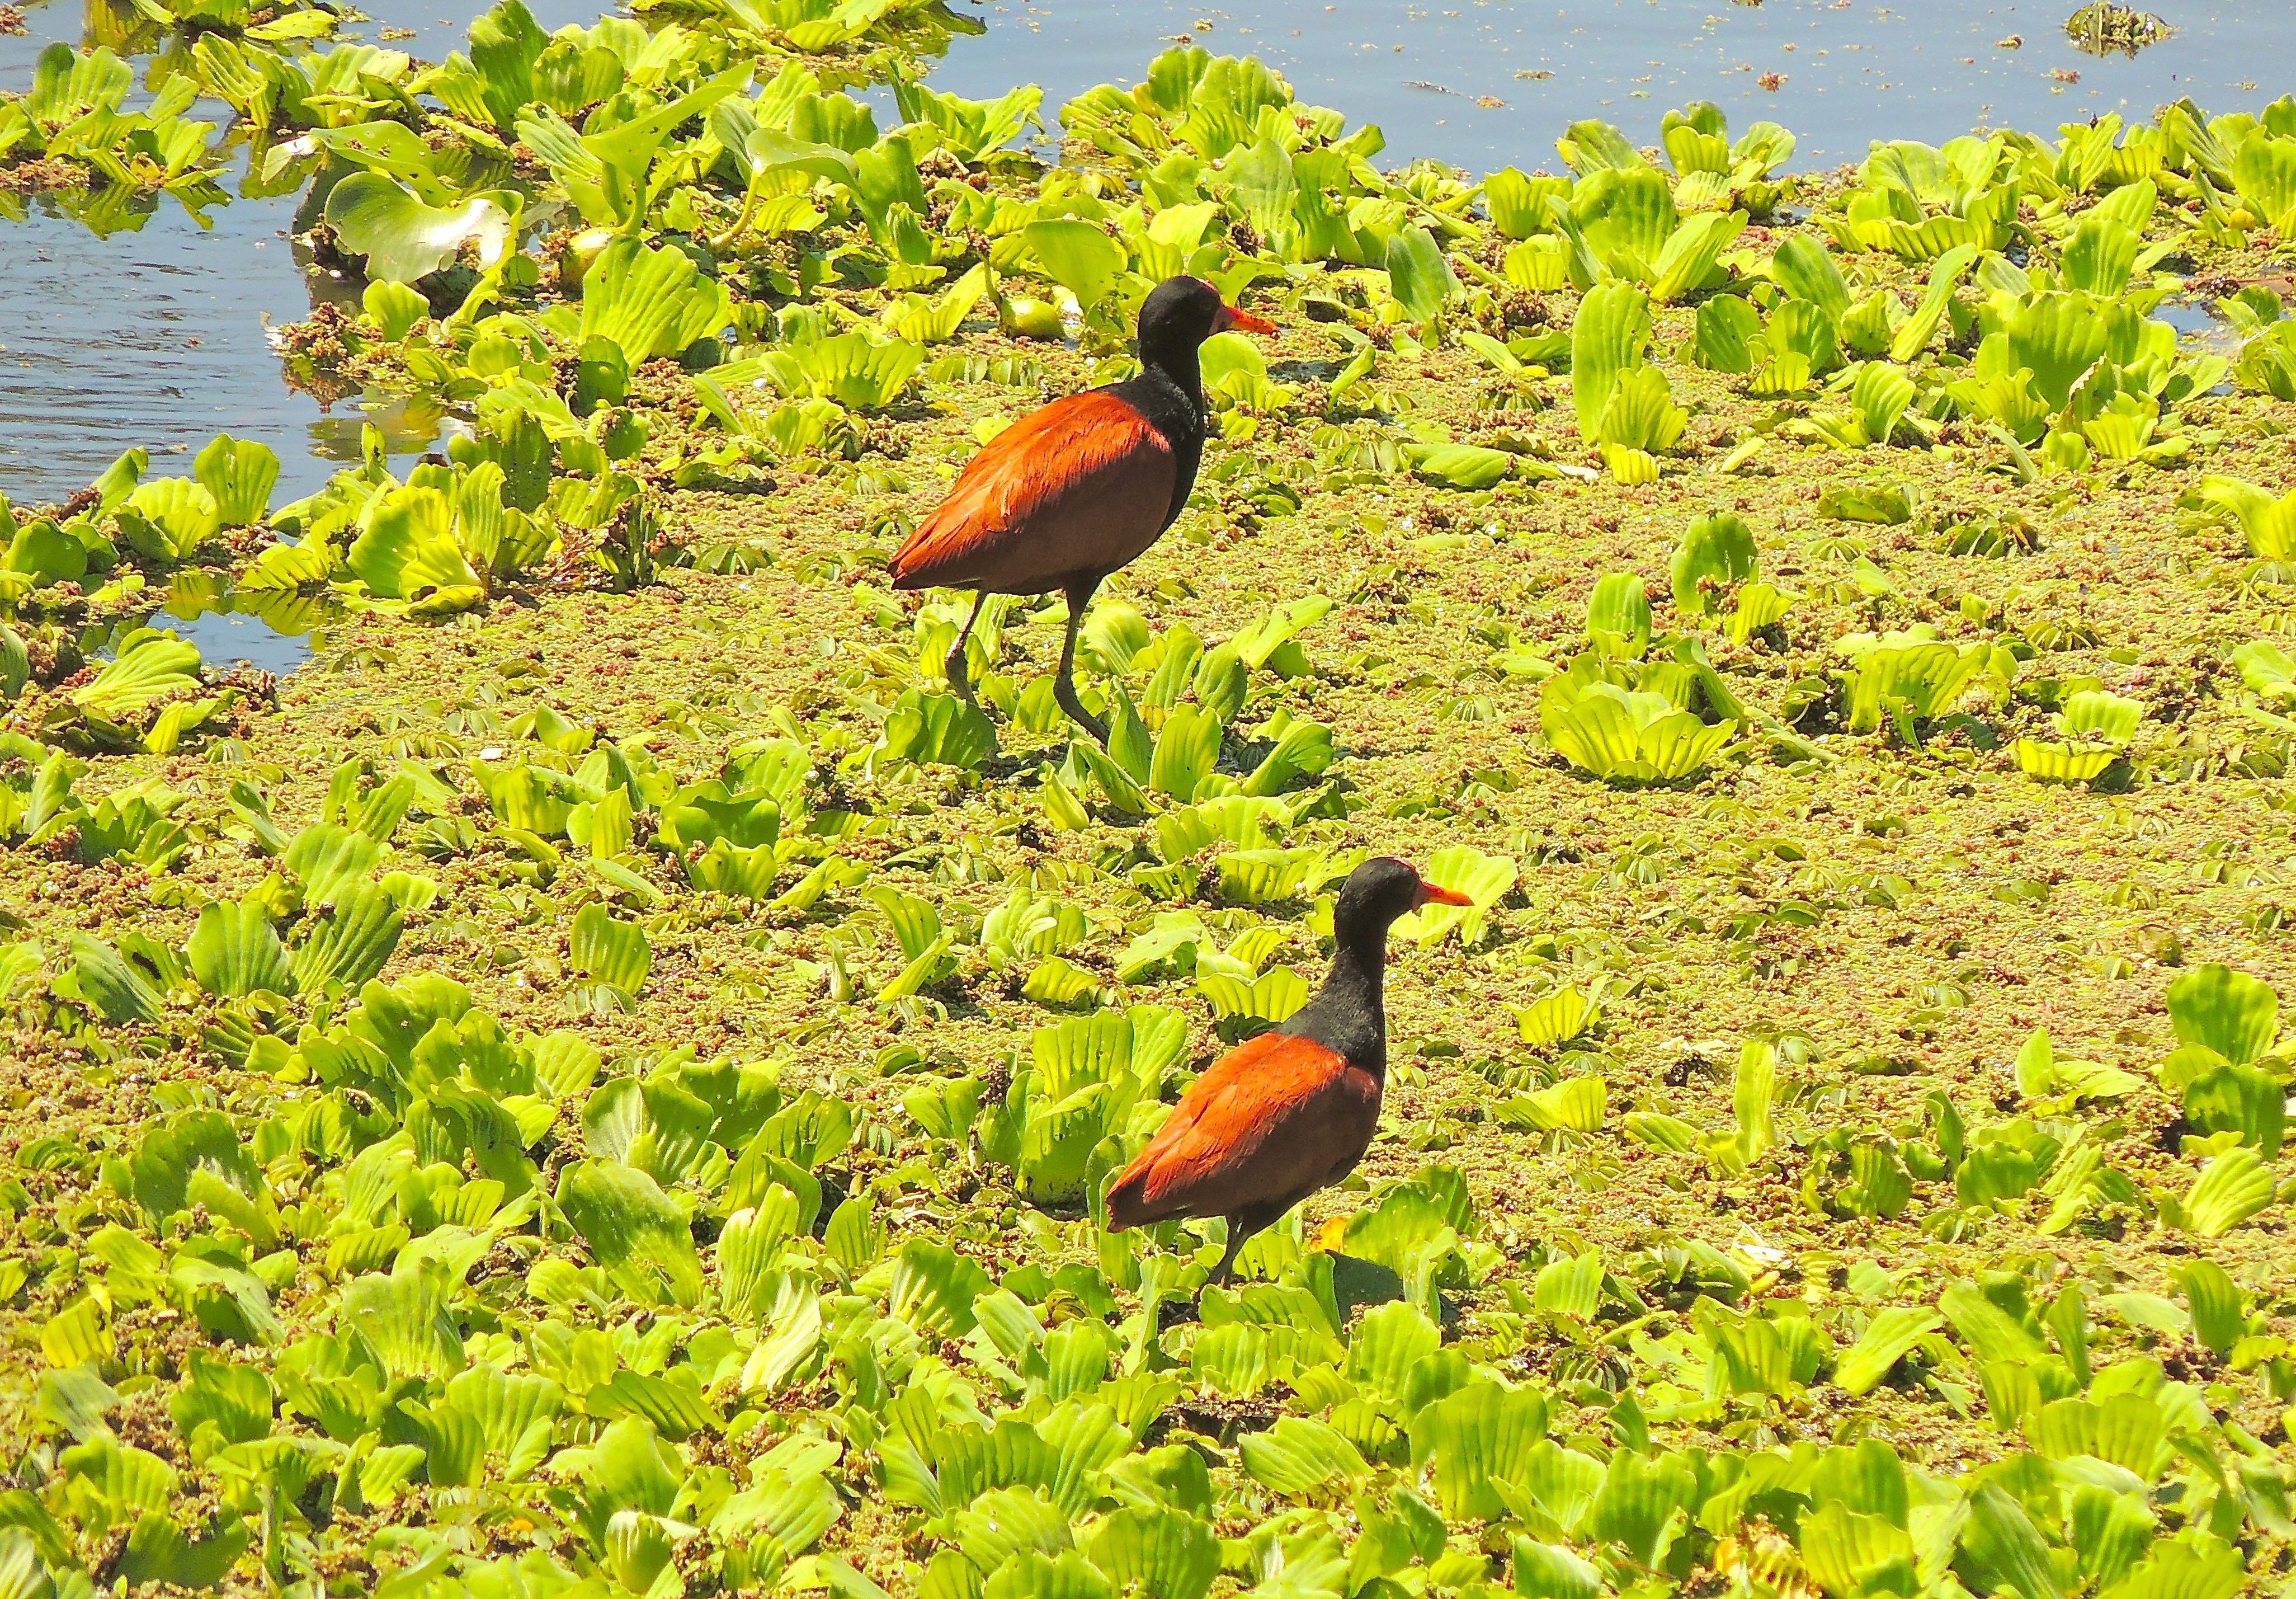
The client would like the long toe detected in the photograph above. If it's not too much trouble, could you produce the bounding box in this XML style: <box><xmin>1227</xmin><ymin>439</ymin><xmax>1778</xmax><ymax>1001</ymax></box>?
<box><xmin>1056</xmin><ymin>693</ymin><xmax>1109</xmax><ymax>744</ymax></box>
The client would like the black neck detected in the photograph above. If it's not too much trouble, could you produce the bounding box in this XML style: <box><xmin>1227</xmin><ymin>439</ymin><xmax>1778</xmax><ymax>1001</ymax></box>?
<box><xmin>1107</xmin><ymin>347</ymin><xmax>1208</xmax><ymax>530</ymax></box>
<box><xmin>1277</xmin><ymin>924</ymin><xmax>1387</xmax><ymax>1078</ymax></box>
<box><xmin>1138</xmin><ymin>329</ymin><xmax>1204</xmax><ymax>396</ymax></box>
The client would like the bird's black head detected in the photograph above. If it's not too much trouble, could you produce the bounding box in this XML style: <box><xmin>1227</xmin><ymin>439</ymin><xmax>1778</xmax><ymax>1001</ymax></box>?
<box><xmin>1332</xmin><ymin>856</ymin><xmax>1471</xmax><ymax>948</ymax></box>
<box><xmin>1136</xmin><ymin>276</ymin><xmax>1274</xmax><ymax>377</ymax></box>
<box><xmin>1279</xmin><ymin>856</ymin><xmax>1474</xmax><ymax>1068</ymax></box>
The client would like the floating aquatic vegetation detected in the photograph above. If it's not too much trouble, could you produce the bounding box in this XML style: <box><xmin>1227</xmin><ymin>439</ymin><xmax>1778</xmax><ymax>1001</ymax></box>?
<box><xmin>0</xmin><ymin>44</ymin><xmax>225</xmax><ymax>200</ymax></box>
<box><xmin>2198</xmin><ymin>474</ymin><xmax>2296</xmax><ymax>561</ymax></box>
<box><xmin>2064</xmin><ymin>3</ymin><xmax>2172</xmax><ymax>57</ymax></box>
<box><xmin>1570</xmin><ymin>283</ymin><xmax>1686</xmax><ymax>479</ymax></box>
<box><xmin>6</xmin><ymin>19</ymin><xmax>2296</xmax><ymax>1599</ymax></box>
<box><xmin>2014</xmin><ymin>688</ymin><xmax>2145</xmax><ymax>781</ymax></box>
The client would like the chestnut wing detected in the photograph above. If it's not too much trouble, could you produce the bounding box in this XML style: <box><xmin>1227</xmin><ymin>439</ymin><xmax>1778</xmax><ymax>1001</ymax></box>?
<box><xmin>889</xmin><ymin>391</ymin><xmax>1177</xmax><ymax>593</ymax></box>
<box><xmin>1105</xmin><ymin>1032</ymin><xmax>1380</xmax><ymax>1227</ymax></box>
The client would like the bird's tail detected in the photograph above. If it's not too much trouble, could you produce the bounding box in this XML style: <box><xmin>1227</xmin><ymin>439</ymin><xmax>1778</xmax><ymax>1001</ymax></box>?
<box><xmin>886</xmin><ymin>490</ymin><xmax>982</xmax><ymax>591</ymax></box>
<box><xmin>1101</xmin><ymin>1155</ymin><xmax>1159</xmax><ymax>1231</ymax></box>
<box><xmin>885</xmin><ymin>533</ymin><xmax>931</xmax><ymax>590</ymax></box>
<box><xmin>884</xmin><ymin>505</ymin><xmax>948</xmax><ymax>590</ymax></box>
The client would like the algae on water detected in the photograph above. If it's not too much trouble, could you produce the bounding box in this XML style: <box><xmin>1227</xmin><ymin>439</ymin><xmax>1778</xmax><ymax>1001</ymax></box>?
<box><xmin>2</xmin><ymin>7</ymin><xmax>2296</xmax><ymax>1597</ymax></box>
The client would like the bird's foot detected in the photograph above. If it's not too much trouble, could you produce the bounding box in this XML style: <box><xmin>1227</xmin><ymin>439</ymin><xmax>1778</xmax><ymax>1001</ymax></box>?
<box><xmin>943</xmin><ymin>642</ymin><xmax>982</xmax><ymax>712</ymax></box>
<box><xmin>1156</xmin><ymin>1296</ymin><xmax>1203</xmax><ymax>1332</ymax></box>
<box><xmin>1054</xmin><ymin>680</ymin><xmax>1109</xmax><ymax>745</ymax></box>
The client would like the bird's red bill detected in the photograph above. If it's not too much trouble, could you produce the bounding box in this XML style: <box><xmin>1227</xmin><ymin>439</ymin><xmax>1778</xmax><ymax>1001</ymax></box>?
<box><xmin>1417</xmin><ymin>882</ymin><xmax>1474</xmax><ymax>907</ymax></box>
<box><xmin>1217</xmin><ymin>304</ymin><xmax>1276</xmax><ymax>335</ymax></box>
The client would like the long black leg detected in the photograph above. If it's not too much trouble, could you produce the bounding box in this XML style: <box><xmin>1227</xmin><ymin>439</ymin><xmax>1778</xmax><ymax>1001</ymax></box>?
<box><xmin>1211</xmin><ymin>1201</ymin><xmax>1286</xmax><ymax>1285</ymax></box>
<box><xmin>1211</xmin><ymin>1221</ymin><xmax>1245</xmax><ymax>1286</ymax></box>
<box><xmin>1053</xmin><ymin>576</ymin><xmax>1108</xmax><ymax>744</ymax></box>
<box><xmin>944</xmin><ymin>590</ymin><xmax>989</xmax><ymax>709</ymax></box>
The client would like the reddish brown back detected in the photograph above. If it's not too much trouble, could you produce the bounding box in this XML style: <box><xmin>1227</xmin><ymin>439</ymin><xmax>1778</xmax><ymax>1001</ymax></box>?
<box><xmin>1105</xmin><ymin>1031</ymin><xmax>1382</xmax><ymax>1229</ymax></box>
<box><xmin>889</xmin><ymin>391</ymin><xmax>1178</xmax><ymax>595</ymax></box>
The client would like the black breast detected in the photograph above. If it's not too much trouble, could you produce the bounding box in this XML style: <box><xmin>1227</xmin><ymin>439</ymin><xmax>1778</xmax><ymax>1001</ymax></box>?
<box><xmin>1101</xmin><ymin>368</ymin><xmax>1206</xmax><ymax>529</ymax></box>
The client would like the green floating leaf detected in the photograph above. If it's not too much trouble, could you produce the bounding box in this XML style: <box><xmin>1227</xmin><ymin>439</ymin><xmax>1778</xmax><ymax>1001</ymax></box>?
<box><xmin>881</xmin><ymin>689</ymin><xmax>997</xmax><ymax>770</ymax></box>
<box><xmin>1343</xmin><ymin>1300</ymin><xmax>1442</xmax><ymax>1404</ymax></box>
<box><xmin>116</xmin><ymin>477</ymin><xmax>220</xmax><ymax>562</ymax></box>
<box><xmin>186</xmin><ymin>900</ymin><xmax>291</xmax><ymax>999</ymax></box>
<box><xmin>1486</xmin><ymin>166</ymin><xmax>1570</xmax><ymax>239</ymax></box>
<box><xmin>1087</xmin><ymin>1507</ymin><xmax>1218</xmax><ymax>1599</ymax></box>
<box><xmin>2182</xmin><ymin>1146</ymin><xmax>2275</xmax><ymax>1239</ymax></box>
<box><xmin>117</xmin><ymin>1510</ymin><xmax>248</xmax><ymax>1590</ymax></box>
<box><xmin>1384</xmin><ymin>224</ymin><xmax>1459</xmax><ymax>324</ymax></box>
<box><xmin>1587</xmin><ymin>1449</ymin><xmax>1697</xmax><ymax>1568</ymax></box>
<box><xmin>66</xmin><ymin>934</ymin><xmax>166</xmax><ymax>1026</ymax></box>
<box><xmin>2028</xmin><ymin>1391</ymin><xmax>2168</xmax><ymax>1482</ymax></box>
<box><xmin>1833</xmin><ymin>1306</ymin><xmax>1941</xmax><ymax>1396</ymax></box>
<box><xmin>578</xmin><ymin>236</ymin><xmax>732</xmax><ymax>364</ymax></box>
<box><xmin>1587</xmin><ymin>571</ymin><xmax>1652</xmax><ymax>659</ymax></box>
<box><xmin>2183</xmin><ymin>1061</ymin><xmax>2284</xmax><ymax>1156</ymax></box>
<box><xmin>1497</xmin><ymin>1077</ymin><xmax>1606</xmax><ymax>1135</ymax></box>
<box><xmin>71</xmin><ymin>633</ymin><xmax>202</xmax><ymax>722</ymax></box>
<box><xmin>1405</xmin><ymin>440</ymin><xmax>1515</xmax><ymax>490</ymax></box>
<box><xmin>1836</xmin><ymin>629</ymin><xmax>1991</xmax><ymax>731</ymax></box>
<box><xmin>341</xmin><ymin>1258</ymin><xmax>468</xmax><ymax>1380</ymax></box>
<box><xmin>2014</xmin><ymin>1028</ymin><xmax>2142</xmax><ymax>1107</ymax></box>
<box><xmin>2176</xmin><ymin>1259</ymin><xmax>2247</xmax><ymax>1358</ymax></box>
<box><xmin>43</xmin><ymin>1296</ymin><xmax>112</xmax><ymax>1370</ymax></box>
<box><xmin>1408</xmin><ymin>1381</ymin><xmax>1549</xmax><ymax>1521</ymax></box>
<box><xmin>1670</xmin><ymin>512</ymin><xmax>1757</xmax><ymax>615</ymax></box>
<box><xmin>2166</xmin><ymin>963</ymin><xmax>2279</xmax><ymax>1065</ymax></box>
<box><xmin>1023</xmin><ymin>218</ymin><xmax>1125</xmax><ymax>313</ymax></box>
<box><xmin>323</xmin><ymin>172</ymin><xmax>513</xmax><ymax>284</ymax></box>
<box><xmin>554</xmin><ymin>1159</ymin><xmax>701</xmax><ymax>1308</ymax></box>
<box><xmin>1770</xmin><ymin>232</ymin><xmax>1850</xmax><ymax>322</ymax></box>
<box><xmin>1958</xmin><ymin>1483</ymin><xmax>2063</xmax><ymax>1599</ymax></box>
<box><xmin>1557</xmin><ymin>116</ymin><xmax>1646</xmax><ymax>174</ymax></box>
<box><xmin>1512</xmin><ymin>986</ymin><xmax>1599</xmax><ymax>1047</ymax></box>
<box><xmin>2199</xmin><ymin>475</ymin><xmax>2296</xmax><ymax>561</ymax></box>
<box><xmin>192</xmin><ymin>434</ymin><xmax>279</xmax><ymax>527</ymax></box>
<box><xmin>1237</xmin><ymin>1415</ymin><xmax>1368</xmax><ymax>1499</ymax></box>
<box><xmin>1512</xmin><ymin>1538</ymin><xmax>1602</xmax><ymax>1599</ymax></box>
<box><xmin>888</xmin><ymin>1238</ymin><xmax>990</xmax><ymax>1338</ymax></box>
<box><xmin>347</xmin><ymin>486</ymin><xmax>481</xmax><ymax>603</ymax></box>
<box><xmin>2232</xmin><ymin>638</ymin><xmax>2296</xmax><ymax>706</ymax></box>
<box><xmin>3</xmin><ymin>519</ymin><xmax>89</xmax><ymax>587</ymax></box>
<box><xmin>793</xmin><ymin>332</ymin><xmax>923</xmax><ymax>410</ymax></box>
<box><xmin>1571</xmin><ymin>280</ymin><xmax>1653</xmax><ymax>440</ymax></box>
<box><xmin>1542</xmin><ymin>681</ymin><xmax>1733</xmax><ymax>783</ymax></box>
<box><xmin>2233</xmin><ymin>129</ymin><xmax>2296</xmax><ymax>238</ymax></box>
<box><xmin>571</xmin><ymin>902</ymin><xmax>652</xmax><ymax>996</ymax></box>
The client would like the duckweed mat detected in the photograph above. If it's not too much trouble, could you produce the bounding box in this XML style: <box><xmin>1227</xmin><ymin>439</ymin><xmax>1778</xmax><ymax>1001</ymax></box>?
<box><xmin>5</xmin><ymin>11</ymin><xmax>2296</xmax><ymax>1598</ymax></box>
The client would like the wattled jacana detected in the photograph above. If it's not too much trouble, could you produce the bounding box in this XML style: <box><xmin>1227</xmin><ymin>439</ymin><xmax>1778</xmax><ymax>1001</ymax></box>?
<box><xmin>1104</xmin><ymin>857</ymin><xmax>1473</xmax><ymax>1282</ymax></box>
<box><xmin>888</xmin><ymin>276</ymin><xmax>1275</xmax><ymax>743</ymax></box>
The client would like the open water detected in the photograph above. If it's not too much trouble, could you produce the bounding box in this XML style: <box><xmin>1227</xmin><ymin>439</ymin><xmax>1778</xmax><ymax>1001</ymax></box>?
<box><xmin>2</xmin><ymin>0</ymin><xmax>2287</xmax><ymax>669</ymax></box>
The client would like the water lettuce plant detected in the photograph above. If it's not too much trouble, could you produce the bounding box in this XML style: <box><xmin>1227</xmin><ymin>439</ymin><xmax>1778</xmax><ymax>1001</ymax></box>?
<box><xmin>1569</xmin><ymin>283</ymin><xmax>1686</xmax><ymax>480</ymax></box>
<box><xmin>5</xmin><ymin>23</ymin><xmax>2296</xmax><ymax>1599</ymax></box>
<box><xmin>2015</xmin><ymin>689</ymin><xmax>2146</xmax><ymax>781</ymax></box>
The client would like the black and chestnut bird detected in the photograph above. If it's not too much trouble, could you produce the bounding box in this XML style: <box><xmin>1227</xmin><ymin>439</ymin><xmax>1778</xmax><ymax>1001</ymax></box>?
<box><xmin>888</xmin><ymin>276</ymin><xmax>1275</xmax><ymax>743</ymax></box>
<box><xmin>1104</xmin><ymin>857</ymin><xmax>1472</xmax><ymax>1282</ymax></box>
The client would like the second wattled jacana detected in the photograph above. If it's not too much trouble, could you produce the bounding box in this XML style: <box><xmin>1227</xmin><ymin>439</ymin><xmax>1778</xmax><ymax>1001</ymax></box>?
<box><xmin>1104</xmin><ymin>857</ymin><xmax>1473</xmax><ymax>1282</ymax></box>
<box><xmin>888</xmin><ymin>276</ymin><xmax>1274</xmax><ymax>743</ymax></box>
